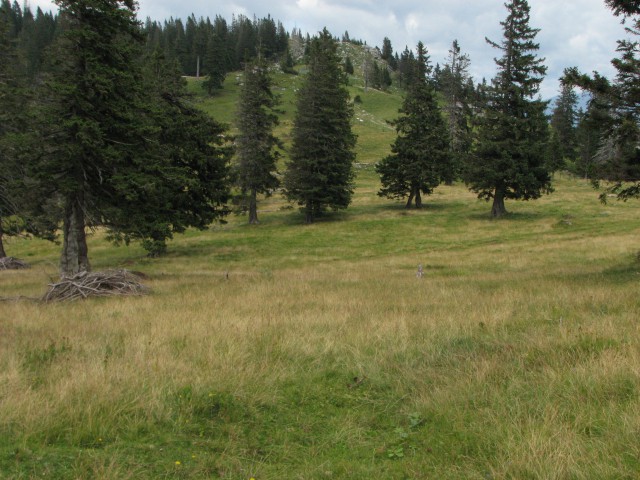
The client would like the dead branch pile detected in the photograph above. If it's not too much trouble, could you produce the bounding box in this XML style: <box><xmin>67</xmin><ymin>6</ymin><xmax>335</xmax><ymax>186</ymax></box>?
<box><xmin>42</xmin><ymin>270</ymin><xmax>149</xmax><ymax>302</ymax></box>
<box><xmin>0</xmin><ymin>257</ymin><xmax>30</xmax><ymax>270</ymax></box>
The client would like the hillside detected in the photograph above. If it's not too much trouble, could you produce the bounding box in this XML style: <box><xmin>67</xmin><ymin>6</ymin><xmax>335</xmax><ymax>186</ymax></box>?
<box><xmin>2</xmin><ymin>46</ymin><xmax>640</xmax><ymax>480</ymax></box>
<box><xmin>187</xmin><ymin>42</ymin><xmax>403</xmax><ymax>166</ymax></box>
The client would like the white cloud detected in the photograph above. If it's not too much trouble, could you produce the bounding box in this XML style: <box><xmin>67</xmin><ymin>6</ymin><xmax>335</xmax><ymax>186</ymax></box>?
<box><xmin>297</xmin><ymin>0</ymin><xmax>320</xmax><ymax>10</ymax></box>
<box><xmin>404</xmin><ymin>13</ymin><xmax>420</xmax><ymax>32</ymax></box>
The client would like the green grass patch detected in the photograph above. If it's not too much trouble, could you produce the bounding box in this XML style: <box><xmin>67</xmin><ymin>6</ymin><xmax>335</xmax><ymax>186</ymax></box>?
<box><xmin>1</xmin><ymin>63</ymin><xmax>640</xmax><ymax>478</ymax></box>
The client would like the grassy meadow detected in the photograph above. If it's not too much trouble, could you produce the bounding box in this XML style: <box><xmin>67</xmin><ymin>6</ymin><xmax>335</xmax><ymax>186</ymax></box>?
<box><xmin>1</xmin><ymin>66</ymin><xmax>640</xmax><ymax>479</ymax></box>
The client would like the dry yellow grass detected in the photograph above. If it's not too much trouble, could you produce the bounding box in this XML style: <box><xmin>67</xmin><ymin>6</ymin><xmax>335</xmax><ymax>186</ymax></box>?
<box><xmin>1</xmin><ymin>174</ymin><xmax>639</xmax><ymax>478</ymax></box>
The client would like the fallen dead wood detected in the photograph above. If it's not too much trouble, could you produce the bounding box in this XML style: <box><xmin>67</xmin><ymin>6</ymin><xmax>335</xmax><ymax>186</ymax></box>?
<box><xmin>42</xmin><ymin>269</ymin><xmax>149</xmax><ymax>302</ymax></box>
<box><xmin>0</xmin><ymin>257</ymin><xmax>30</xmax><ymax>270</ymax></box>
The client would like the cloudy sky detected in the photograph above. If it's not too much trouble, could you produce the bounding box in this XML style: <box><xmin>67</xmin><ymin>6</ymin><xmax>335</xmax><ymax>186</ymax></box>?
<box><xmin>31</xmin><ymin>0</ymin><xmax>629</xmax><ymax>99</ymax></box>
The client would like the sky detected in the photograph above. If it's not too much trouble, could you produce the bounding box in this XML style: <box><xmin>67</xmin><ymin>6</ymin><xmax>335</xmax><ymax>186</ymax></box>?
<box><xmin>30</xmin><ymin>0</ymin><xmax>630</xmax><ymax>100</ymax></box>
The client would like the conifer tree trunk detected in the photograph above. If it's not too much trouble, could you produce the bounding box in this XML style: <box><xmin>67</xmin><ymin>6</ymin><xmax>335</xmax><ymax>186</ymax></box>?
<box><xmin>60</xmin><ymin>194</ymin><xmax>90</xmax><ymax>277</ymax></box>
<box><xmin>248</xmin><ymin>188</ymin><xmax>259</xmax><ymax>224</ymax></box>
<box><xmin>405</xmin><ymin>190</ymin><xmax>415</xmax><ymax>209</ymax></box>
<box><xmin>491</xmin><ymin>188</ymin><xmax>508</xmax><ymax>217</ymax></box>
<box><xmin>0</xmin><ymin>218</ymin><xmax>6</xmax><ymax>258</ymax></box>
<box><xmin>305</xmin><ymin>200</ymin><xmax>314</xmax><ymax>224</ymax></box>
<box><xmin>415</xmin><ymin>188</ymin><xmax>423</xmax><ymax>208</ymax></box>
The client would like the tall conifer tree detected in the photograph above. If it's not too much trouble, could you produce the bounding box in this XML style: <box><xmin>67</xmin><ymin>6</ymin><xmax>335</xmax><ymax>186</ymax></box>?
<box><xmin>465</xmin><ymin>0</ymin><xmax>551</xmax><ymax>217</ymax></box>
<box><xmin>117</xmin><ymin>48</ymin><xmax>231</xmax><ymax>256</ymax></box>
<box><xmin>0</xmin><ymin>5</ymin><xmax>20</xmax><ymax>257</ymax></box>
<box><xmin>235</xmin><ymin>58</ymin><xmax>281</xmax><ymax>224</ymax></box>
<box><xmin>564</xmin><ymin>0</ymin><xmax>640</xmax><ymax>200</ymax></box>
<box><xmin>32</xmin><ymin>0</ymin><xmax>147</xmax><ymax>274</ymax></box>
<box><xmin>202</xmin><ymin>32</ymin><xmax>227</xmax><ymax>94</ymax></box>
<box><xmin>574</xmin><ymin>93</ymin><xmax>612</xmax><ymax>178</ymax></box>
<box><xmin>376</xmin><ymin>42</ymin><xmax>451</xmax><ymax>208</ymax></box>
<box><xmin>30</xmin><ymin>0</ymin><xmax>231</xmax><ymax>274</ymax></box>
<box><xmin>283</xmin><ymin>28</ymin><xmax>356</xmax><ymax>223</ymax></box>
<box><xmin>441</xmin><ymin>39</ymin><xmax>473</xmax><ymax>182</ymax></box>
<box><xmin>550</xmin><ymin>83</ymin><xmax>579</xmax><ymax>165</ymax></box>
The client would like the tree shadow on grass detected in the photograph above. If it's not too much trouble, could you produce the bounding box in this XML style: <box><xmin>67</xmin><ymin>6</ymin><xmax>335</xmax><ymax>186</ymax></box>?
<box><xmin>549</xmin><ymin>259</ymin><xmax>640</xmax><ymax>286</ymax></box>
<box><xmin>601</xmin><ymin>260</ymin><xmax>640</xmax><ymax>285</ymax></box>
<box><xmin>466</xmin><ymin>210</ymin><xmax>546</xmax><ymax>222</ymax></box>
<box><xmin>350</xmin><ymin>200</ymin><xmax>452</xmax><ymax>217</ymax></box>
<box><xmin>276</xmin><ymin>209</ymin><xmax>351</xmax><ymax>226</ymax></box>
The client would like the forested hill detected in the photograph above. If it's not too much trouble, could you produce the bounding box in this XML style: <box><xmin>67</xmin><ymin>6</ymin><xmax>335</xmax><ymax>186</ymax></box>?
<box><xmin>0</xmin><ymin>1</ymin><xmax>462</xmax><ymax>94</ymax></box>
<box><xmin>1</xmin><ymin>2</ymin><xmax>364</xmax><ymax>79</ymax></box>
<box><xmin>1</xmin><ymin>0</ymin><xmax>629</xmax><ymax>216</ymax></box>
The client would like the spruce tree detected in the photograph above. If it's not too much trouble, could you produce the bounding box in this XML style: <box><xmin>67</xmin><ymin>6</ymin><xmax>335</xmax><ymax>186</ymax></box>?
<box><xmin>397</xmin><ymin>46</ymin><xmax>416</xmax><ymax>89</ymax></box>
<box><xmin>235</xmin><ymin>58</ymin><xmax>281</xmax><ymax>224</ymax></box>
<box><xmin>283</xmin><ymin>28</ymin><xmax>356</xmax><ymax>223</ymax></box>
<box><xmin>344</xmin><ymin>56</ymin><xmax>354</xmax><ymax>75</ymax></box>
<box><xmin>381</xmin><ymin>37</ymin><xmax>397</xmax><ymax>70</ymax></box>
<box><xmin>550</xmin><ymin>83</ymin><xmax>579</xmax><ymax>165</ymax></box>
<box><xmin>280</xmin><ymin>46</ymin><xmax>296</xmax><ymax>74</ymax></box>
<box><xmin>0</xmin><ymin>4</ymin><xmax>55</xmax><ymax>258</ymax></box>
<box><xmin>464</xmin><ymin>0</ymin><xmax>551</xmax><ymax>217</ymax></box>
<box><xmin>115</xmin><ymin>48</ymin><xmax>231</xmax><ymax>256</ymax></box>
<box><xmin>376</xmin><ymin>42</ymin><xmax>451</xmax><ymax>208</ymax></box>
<box><xmin>564</xmin><ymin>0</ymin><xmax>639</xmax><ymax>200</ymax></box>
<box><xmin>574</xmin><ymin>94</ymin><xmax>612</xmax><ymax>178</ymax></box>
<box><xmin>29</xmin><ymin>0</ymin><xmax>231</xmax><ymax>274</ymax></box>
<box><xmin>441</xmin><ymin>39</ymin><xmax>473</xmax><ymax>183</ymax></box>
<box><xmin>202</xmin><ymin>32</ymin><xmax>227</xmax><ymax>94</ymax></box>
<box><xmin>0</xmin><ymin>5</ymin><xmax>20</xmax><ymax>258</ymax></box>
<box><xmin>29</xmin><ymin>0</ymin><xmax>149</xmax><ymax>275</ymax></box>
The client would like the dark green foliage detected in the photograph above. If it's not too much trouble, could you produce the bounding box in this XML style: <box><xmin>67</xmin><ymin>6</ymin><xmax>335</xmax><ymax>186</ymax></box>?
<box><xmin>606</xmin><ymin>0</ymin><xmax>640</xmax><ymax>15</ymax></box>
<box><xmin>372</xmin><ymin>62</ymin><xmax>392</xmax><ymax>90</ymax></box>
<box><xmin>235</xmin><ymin>59</ymin><xmax>281</xmax><ymax>224</ymax></box>
<box><xmin>202</xmin><ymin>33</ymin><xmax>227</xmax><ymax>94</ymax></box>
<box><xmin>546</xmin><ymin>129</ymin><xmax>565</xmax><ymax>173</ymax></box>
<box><xmin>139</xmin><ymin>13</ymin><xmax>289</xmax><ymax>76</ymax></box>
<box><xmin>464</xmin><ymin>0</ymin><xmax>552</xmax><ymax>217</ymax></box>
<box><xmin>231</xmin><ymin>14</ymin><xmax>256</xmax><ymax>67</ymax></box>
<box><xmin>283</xmin><ymin>29</ymin><xmax>356</xmax><ymax>223</ymax></box>
<box><xmin>376</xmin><ymin>42</ymin><xmax>451</xmax><ymax>208</ymax></box>
<box><xmin>0</xmin><ymin>0</ymin><xmax>58</xmax><ymax>80</ymax></box>
<box><xmin>344</xmin><ymin>56</ymin><xmax>354</xmax><ymax>75</ymax></box>
<box><xmin>397</xmin><ymin>46</ymin><xmax>417</xmax><ymax>89</ymax></box>
<box><xmin>440</xmin><ymin>40</ymin><xmax>473</xmax><ymax>182</ymax></box>
<box><xmin>28</xmin><ymin>0</ymin><xmax>231</xmax><ymax>271</ymax></box>
<box><xmin>574</xmin><ymin>95</ymin><xmax>613</xmax><ymax>178</ymax></box>
<box><xmin>550</xmin><ymin>83</ymin><xmax>579</xmax><ymax>165</ymax></box>
<box><xmin>0</xmin><ymin>1</ymin><xmax>58</xmax><ymax>257</ymax></box>
<box><xmin>381</xmin><ymin>36</ymin><xmax>397</xmax><ymax>70</ymax></box>
<box><xmin>0</xmin><ymin>3</ymin><xmax>20</xmax><ymax>257</ymax></box>
<box><xmin>113</xmin><ymin>49</ymin><xmax>232</xmax><ymax>256</ymax></box>
<box><xmin>381</xmin><ymin>37</ymin><xmax>393</xmax><ymax>60</ymax></box>
<box><xmin>29</xmin><ymin>0</ymin><xmax>150</xmax><ymax>274</ymax></box>
<box><xmin>362</xmin><ymin>50</ymin><xmax>393</xmax><ymax>91</ymax></box>
<box><xmin>256</xmin><ymin>15</ymin><xmax>278</xmax><ymax>59</ymax></box>
<box><xmin>280</xmin><ymin>46</ymin><xmax>296</xmax><ymax>74</ymax></box>
<box><xmin>564</xmin><ymin>0</ymin><xmax>640</xmax><ymax>201</ymax></box>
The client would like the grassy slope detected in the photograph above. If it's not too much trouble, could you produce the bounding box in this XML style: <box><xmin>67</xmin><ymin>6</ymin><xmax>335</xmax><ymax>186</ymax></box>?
<box><xmin>1</xmin><ymin>60</ymin><xmax>640</xmax><ymax>479</ymax></box>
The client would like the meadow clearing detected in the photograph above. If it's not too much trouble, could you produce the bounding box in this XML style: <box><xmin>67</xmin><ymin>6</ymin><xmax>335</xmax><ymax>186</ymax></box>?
<box><xmin>1</xmin><ymin>63</ymin><xmax>640</xmax><ymax>478</ymax></box>
<box><xmin>1</xmin><ymin>167</ymin><xmax>639</xmax><ymax>479</ymax></box>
